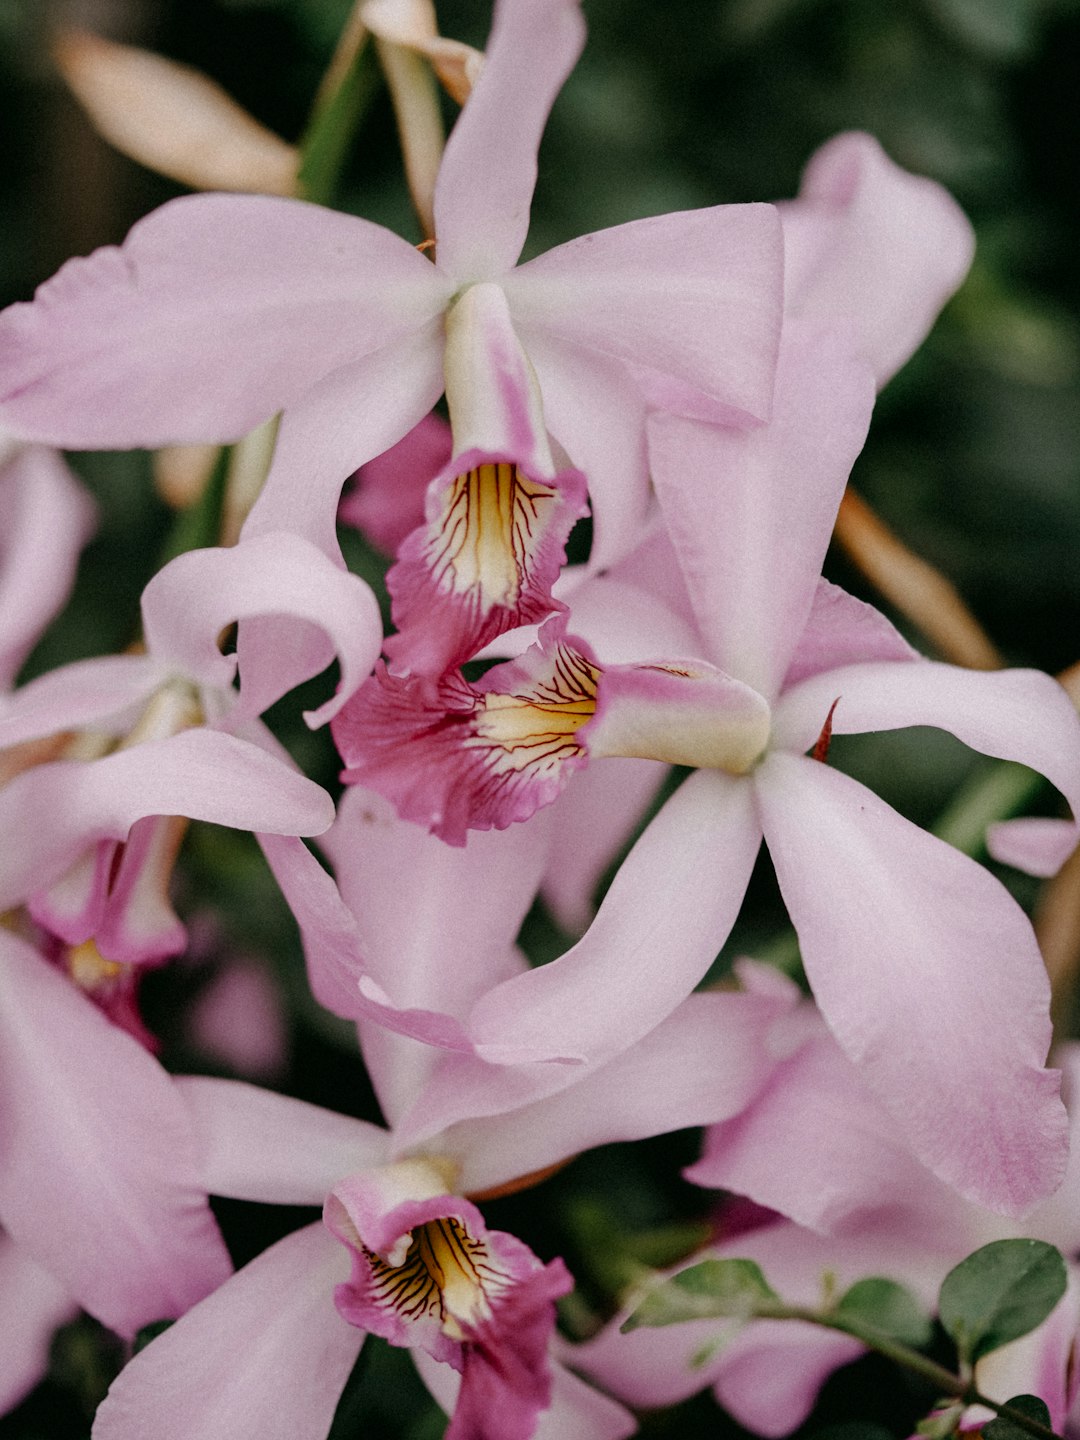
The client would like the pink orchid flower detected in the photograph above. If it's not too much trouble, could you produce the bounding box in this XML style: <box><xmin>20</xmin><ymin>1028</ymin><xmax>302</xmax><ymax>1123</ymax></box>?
<box><xmin>89</xmin><ymin>811</ymin><xmax>797</xmax><ymax>1440</ymax></box>
<box><xmin>0</xmin><ymin>432</ymin><xmax>97</xmax><ymax>691</ymax></box>
<box><xmin>0</xmin><ymin>530</ymin><xmax>377</xmax><ymax>966</ymax></box>
<box><xmin>334</xmin><ymin>323</ymin><xmax>1080</xmax><ymax>1216</ymax></box>
<box><xmin>577</xmin><ymin>984</ymin><xmax>1080</xmax><ymax>1436</ymax></box>
<box><xmin>0</xmin><ymin>926</ymin><xmax>232</xmax><ymax>1348</ymax></box>
<box><xmin>0</xmin><ymin>0</ymin><xmax>782</xmax><ymax>599</ymax></box>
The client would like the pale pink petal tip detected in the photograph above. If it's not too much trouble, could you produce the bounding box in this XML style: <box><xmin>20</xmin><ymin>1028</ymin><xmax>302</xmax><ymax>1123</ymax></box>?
<box><xmin>782</xmin><ymin>130</ymin><xmax>975</xmax><ymax>385</ymax></box>
<box><xmin>988</xmin><ymin>816</ymin><xmax>1079</xmax><ymax>879</ymax></box>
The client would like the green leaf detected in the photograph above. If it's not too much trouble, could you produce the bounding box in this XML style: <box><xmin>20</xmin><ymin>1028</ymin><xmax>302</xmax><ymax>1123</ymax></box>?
<box><xmin>621</xmin><ymin>1258</ymin><xmax>778</xmax><ymax>1333</ymax></box>
<box><xmin>983</xmin><ymin>1395</ymin><xmax>1053</xmax><ymax>1440</ymax></box>
<box><xmin>835</xmin><ymin>1276</ymin><xmax>934</xmax><ymax>1349</ymax></box>
<box><xmin>938</xmin><ymin>1239</ymin><xmax>1067</xmax><ymax>1366</ymax></box>
<box><xmin>916</xmin><ymin>1401</ymin><xmax>965</xmax><ymax>1439</ymax></box>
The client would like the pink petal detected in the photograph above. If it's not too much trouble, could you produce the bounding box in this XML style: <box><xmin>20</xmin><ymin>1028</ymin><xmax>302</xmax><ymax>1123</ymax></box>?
<box><xmin>339</xmin><ymin>412</ymin><xmax>452</xmax><ymax>555</ymax></box>
<box><xmin>433</xmin><ymin>0</ymin><xmax>586</xmax><ymax>281</ymax></box>
<box><xmin>241</xmin><ymin>319</ymin><xmax>447</xmax><ymax>560</ymax></box>
<box><xmin>178</xmin><ymin>1076</ymin><xmax>388</xmax><ymax>1205</ymax></box>
<box><xmin>505</xmin><ymin>329</ymin><xmax>650</xmax><ymax>572</ymax></box>
<box><xmin>0</xmin><ymin>653</ymin><xmax>164</xmax><ymax>750</ymax></box>
<box><xmin>0</xmin><ymin>195</ymin><xmax>451</xmax><ymax>447</ymax></box>
<box><xmin>446</xmin><ymin>989</ymin><xmax>794</xmax><ymax>1197</ymax></box>
<box><xmin>413</xmin><ymin>1347</ymin><xmax>638</xmax><ymax>1440</ymax></box>
<box><xmin>713</xmin><ymin>1321</ymin><xmax>865</xmax><ymax>1436</ymax></box>
<box><xmin>92</xmin><ymin>1223</ymin><xmax>361</xmax><ymax>1440</ymax></box>
<box><xmin>0</xmin><ymin>1234</ymin><xmax>78</xmax><ymax>1414</ymax></box>
<box><xmin>989</xmin><ymin>817</ymin><xmax>1079</xmax><ymax>879</ymax></box>
<box><xmin>781</xmin><ymin>578</ymin><xmax>918</xmax><ymax>688</ymax></box>
<box><xmin>772</xmin><ymin>660</ymin><xmax>1080</xmax><ymax>852</ymax></box>
<box><xmin>467</xmin><ymin>769</ymin><xmax>762</xmax><ymax>1067</ymax></box>
<box><xmin>648</xmin><ymin>325</ymin><xmax>875</xmax><ymax>699</ymax></box>
<box><xmin>185</xmin><ymin>956</ymin><xmax>288</xmax><ymax>1080</ymax></box>
<box><xmin>973</xmin><ymin>1279</ymin><xmax>1080</xmax><ymax>1432</ymax></box>
<box><xmin>755</xmin><ymin>750</ymin><xmax>1067</xmax><ymax>1214</ymax></box>
<box><xmin>324</xmin><ymin>784</ymin><xmax>551</xmax><ymax>1019</ymax></box>
<box><xmin>504</xmin><ymin>204</ymin><xmax>783</xmax><ymax>425</ymax></box>
<box><xmin>0</xmin><ymin>444</ymin><xmax>96</xmax><ymax>688</ymax></box>
<box><xmin>781</xmin><ymin>131</ymin><xmax>975</xmax><ymax>386</ymax></box>
<box><xmin>541</xmin><ymin>755</ymin><xmax>668</xmax><ymax>933</ymax></box>
<box><xmin>141</xmin><ymin>532</ymin><xmax>383</xmax><ymax>725</ymax></box>
<box><xmin>687</xmin><ymin>1016</ymin><xmax>975</xmax><ymax>1243</ymax></box>
<box><xmin>0</xmin><ymin>729</ymin><xmax>334</xmax><ymax>911</ymax></box>
<box><xmin>0</xmin><ymin>930</ymin><xmax>232</xmax><ymax>1337</ymax></box>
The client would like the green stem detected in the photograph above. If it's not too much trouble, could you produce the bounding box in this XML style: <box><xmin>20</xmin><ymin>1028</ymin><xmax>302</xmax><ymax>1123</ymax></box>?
<box><xmin>932</xmin><ymin>759</ymin><xmax>1044</xmax><ymax>858</ymax></box>
<box><xmin>756</xmin><ymin>1303</ymin><xmax>1062</xmax><ymax>1439</ymax></box>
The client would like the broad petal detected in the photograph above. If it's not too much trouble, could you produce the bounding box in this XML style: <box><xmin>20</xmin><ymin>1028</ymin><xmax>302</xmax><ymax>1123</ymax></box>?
<box><xmin>142</xmin><ymin>533</ymin><xmax>383</xmax><ymax>725</ymax></box>
<box><xmin>772</xmin><ymin>660</ymin><xmax>1080</xmax><ymax>856</ymax></box>
<box><xmin>0</xmin><ymin>729</ymin><xmax>334</xmax><ymax>910</ymax></box>
<box><xmin>756</xmin><ymin>751</ymin><xmax>1067</xmax><ymax>1214</ymax></box>
<box><xmin>178</xmin><ymin>1076</ymin><xmax>388</xmax><ymax>1205</ymax></box>
<box><xmin>687</xmin><ymin>1016</ymin><xmax>978</xmax><ymax>1244</ymax></box>
<box><xmin>91</xmin><ymin>1223</ymin><xmax>360</xmax><ymax>1440</ymax></box>
<box><xmin>511</xmin><ymin>330</ymin><xmax>650</xmax><ymax>572</ymax></box>
<box><xmin>781</xmin><ymin>131</ymin><xmax>975</xmax><ymax>386</ymax></box>
<box><xmin>0</xmin><ymin>444</ymin><xmax>97</xmax><ymax>688</ymax></box>
<box><xmin>389</xmin><ymin>772</ymin><xmax>761</xmax><ymax>1150</ymax></box>
<box><xmin>0</xmin><ymin>195</ymin><xmax>450</xmax><ymax>447</ymax></box>
<box><xmin>648</xmin><ymin>325</ymin><xmax>875</xmax><ymax>699</ymax></box>
<box><xmin>433</xmin><ymin>0</ymin><xmax>586</xmax><ymax>281</ymax></box>
<box><xmin>0</xmin><ymin>930</ymin><xmax>232</xmax><ymax>1337</ymax></box>
<box><xmin>324</xmin><ymin>784</ymin><xmax>551</xmax><ymax>1015</ymax></box>
<box><xmin>241</xmin><ymin>318</ymin><xmax>447</xmax><ymax>560</ymax></box>
<box><xmin>445</xmin><ymin>990</ymin><xmax>793</xmax><ymax>1197</ymax></box>
<box><xmin>0</xmin><ymin>653</ymin><xmax>164</xmax><ymax>750</ymax></box>
<box><xmin>781</xmin><ymin>578</ymin><xmax>917</xmax><ymax>688</ymax></box>
<box><xmin>0</xmin><ymin>1234</ymin><xmax>78</xmax><ymax>1414</ymax></box>
<box><xmin>468</xmin><ymin>769</ymin><xmax>761</xmax><ymax>1066</ymax></box>
<box><xmin>541</xmin><ymin>755</ymin><xmax>667</xmax><ymax>933</ymax></box>
<box><xmin>504</xmin><ymin>204</ymin><xmax>783</xmax><ymax>425</ymax></box>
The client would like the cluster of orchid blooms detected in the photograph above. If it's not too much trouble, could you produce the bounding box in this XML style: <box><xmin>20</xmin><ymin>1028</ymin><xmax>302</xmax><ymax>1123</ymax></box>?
<box><xmin>1</xmin><ymin>0</ymin><xmax>1080</xmax><ymax>1437</ymax></box>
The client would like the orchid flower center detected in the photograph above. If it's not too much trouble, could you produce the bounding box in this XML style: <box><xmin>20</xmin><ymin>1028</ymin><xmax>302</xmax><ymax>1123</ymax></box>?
<box><xmin>364</xmin><ymin>1214</ymin><xmax>510</xmax><ymax>1341</ymax></box>
<box><xmin>429</xmin><ymin>461</ymin><xmax>562</xmax><ymax>613</ymax></box>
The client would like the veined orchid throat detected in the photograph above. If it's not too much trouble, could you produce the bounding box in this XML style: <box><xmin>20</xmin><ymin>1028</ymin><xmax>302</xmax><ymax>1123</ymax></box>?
<box><xmin>335</xmin><ymin>620</ymin><xmax>772</xmax><ymax>844</ymax></box>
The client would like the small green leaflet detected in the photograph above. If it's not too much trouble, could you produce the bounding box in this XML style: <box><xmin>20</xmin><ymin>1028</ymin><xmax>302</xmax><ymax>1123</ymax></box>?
<box><xmin>835</xmin><ymin>1276</ymin><xmax>933</xmax><ymax>1349</ymax></box>
<box><xmin>938</xmin><ymin>1239</ymin><xmax>1067</xmax><ymax>1366</ymax></box>
<box><xmin>621</xmin><ymin>1258</ymin><xmax>778</xmax><ymax>1333</ymax></box>
<box><xmin>982</xmin><ymin>1394</ymin><xmax>1053</xmax><ymax>1440</ymax></box>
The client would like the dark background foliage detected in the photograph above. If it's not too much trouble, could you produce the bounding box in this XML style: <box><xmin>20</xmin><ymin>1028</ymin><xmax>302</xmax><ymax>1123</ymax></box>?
<box><xmin>0</xmin><ymin>0</ymin><xmax>1077</xmax><ymax>1434</ymax></box>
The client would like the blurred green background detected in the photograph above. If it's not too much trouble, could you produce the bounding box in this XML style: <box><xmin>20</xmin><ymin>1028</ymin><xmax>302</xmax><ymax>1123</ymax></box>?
<box><xmin>0</xmin><ymin>0</ymin><xmax>1078</xmax><ymax>1435</ymax></box>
